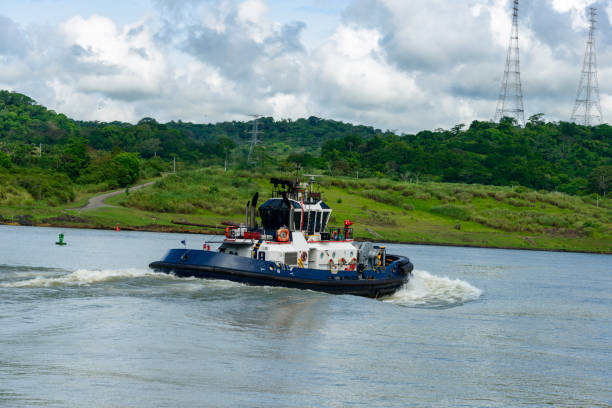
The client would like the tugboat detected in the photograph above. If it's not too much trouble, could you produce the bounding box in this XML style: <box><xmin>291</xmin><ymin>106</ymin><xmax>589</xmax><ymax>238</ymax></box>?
<box><xmin>149</xmin><ymin>175</ymin><xmax>413</xmax><ymax>298</ymax></box>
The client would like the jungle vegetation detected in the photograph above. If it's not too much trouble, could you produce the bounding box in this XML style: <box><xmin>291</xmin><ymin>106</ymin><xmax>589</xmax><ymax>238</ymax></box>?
<box><xmin>0</xmin><ymin>90</ymin><xmax>610</xmax><ymax>208</ymax></box>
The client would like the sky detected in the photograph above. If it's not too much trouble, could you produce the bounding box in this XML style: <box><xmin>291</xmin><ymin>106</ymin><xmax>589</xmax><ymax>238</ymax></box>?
<box><xmin>0</xmin><ymin>0</ymin><xmax>611</xmax><ymax>133</ymax></box>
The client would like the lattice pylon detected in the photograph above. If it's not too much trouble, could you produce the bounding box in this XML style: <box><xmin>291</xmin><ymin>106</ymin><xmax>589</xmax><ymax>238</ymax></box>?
<box><xmin>247</xmin><ymin>115</ymin><xmax>262</xmax><ymax>165</ymax></box>
<box><xmin>570</xmin><ymin>8</ymin><xmax>603</xmax><ymax>126</ymax></box>
<box><xmin>494</xmin><ymin>0</ymin><xmax>525</xmax><ymax>127</ymax></box>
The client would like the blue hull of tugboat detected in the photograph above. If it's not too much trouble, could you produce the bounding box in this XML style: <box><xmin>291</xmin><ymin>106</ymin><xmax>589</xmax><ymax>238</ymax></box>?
<box><xmin>149</xmin><ymin>249</ymin><xmax>413</xmax><ymax>298</ymax></box>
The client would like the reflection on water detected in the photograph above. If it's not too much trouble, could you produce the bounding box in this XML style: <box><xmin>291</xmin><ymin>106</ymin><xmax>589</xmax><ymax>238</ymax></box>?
<box><xmin>219</xmin><ymin>292</ymin><xmax>330</xmax><ymax>334</ymax></box>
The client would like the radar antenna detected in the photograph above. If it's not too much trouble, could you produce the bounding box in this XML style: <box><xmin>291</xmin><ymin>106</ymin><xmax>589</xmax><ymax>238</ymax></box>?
<box><xmin>303</xmin><ymin>174</ymin><xmax>322</xmax><ymax>203</ymax></box>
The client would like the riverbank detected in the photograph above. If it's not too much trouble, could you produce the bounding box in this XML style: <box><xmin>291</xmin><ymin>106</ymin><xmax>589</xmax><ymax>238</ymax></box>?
<box><xmin>1</xmin><ymin>168</ymin><xmax>610</xmax><ymax>254</ymax></box>
<box><xmin>2</xmin><ymin>220</ymin><xmax>610</xmax><ymax>255</ymax></box>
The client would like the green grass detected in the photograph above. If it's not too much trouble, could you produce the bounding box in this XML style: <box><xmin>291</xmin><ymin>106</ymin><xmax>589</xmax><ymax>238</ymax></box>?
<box><xmin>1</xmin><ymin>167</ymin><xmax>610</xmax><ymax>253</ymax></box>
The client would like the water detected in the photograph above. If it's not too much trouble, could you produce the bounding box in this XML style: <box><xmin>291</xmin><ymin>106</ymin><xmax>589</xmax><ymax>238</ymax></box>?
<box><xmin>1</xmin><ymin>225</ymin><xmax>610</xmax><ymax>407</ymax></box>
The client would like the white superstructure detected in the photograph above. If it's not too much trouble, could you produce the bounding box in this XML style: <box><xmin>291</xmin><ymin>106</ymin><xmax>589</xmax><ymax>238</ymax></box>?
<box><xmin>219</xmin><ymin>176</ymin><xmax>385</xmax><ymax>272</ymax></box>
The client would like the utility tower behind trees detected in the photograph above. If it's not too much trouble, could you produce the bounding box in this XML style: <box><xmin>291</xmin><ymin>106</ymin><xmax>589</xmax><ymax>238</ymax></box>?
<box><xmin>247</xmin><ymin>115</ymin><xmax>262</xmax><ymax>165</ymax></box>
<box><xmin>494</xmin><ymin>0</ymin><xmax>525</xmax><ymax>127</ymax></box>
<box><xmin>570</xmin><ymin>8</ymin><xmax>603</xmax><ymax>126</ymax></box>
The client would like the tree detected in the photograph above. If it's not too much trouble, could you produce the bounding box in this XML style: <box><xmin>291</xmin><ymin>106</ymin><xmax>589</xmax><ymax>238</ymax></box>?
<box><xmin>137</xmin><ymin>117</ymin><xmax>158</xmax><ymax>126</ymax></box>
<box><xmin>113</xmin><ymin>152</ymin><xmax>140</xmax><ymax>185</ymax></box>
<box><xmin>218</xmin><ymin>135</ymin><xmax>236</xmax><ymax>160</ymax></box>
<box><xmin>451</xmin><ymin>124</ymin><xmax>465</xmax><ymax>135</ymax></box>
<box><xmin>589</xmin><ymin>166</ymin><xmax>612</xmax><ymax>197</ymax></box>
<box><xmin>60</xmin><ymin>138</ymin><xmax>89</xmax><ymax>179</ymax></box>
<box><xmin>527</xmin><ymin>113</ymin><xmax>545</xmax><ymax>127</ymax></box>
<box><xmin>0</xmin><ymin>151</ymin><xmax>10</xmax><ymax>168</ymax></box>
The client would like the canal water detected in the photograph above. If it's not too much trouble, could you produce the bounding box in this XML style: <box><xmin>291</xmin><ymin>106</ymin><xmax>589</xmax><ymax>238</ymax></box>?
<box><xmin>0</xmin><ymin>225</ymin><xmax>610</xmax><ymax>407</ymax></box>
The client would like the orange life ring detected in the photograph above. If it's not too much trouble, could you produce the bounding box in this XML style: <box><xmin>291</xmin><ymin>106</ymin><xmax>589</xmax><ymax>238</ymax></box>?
<box><xmin>301</xmin><ymin>252</ymin><xmax>308</xmax><ymax>262</ymax></box>
<box><xmin>225</xmin><ymin>227</ymin><xmax>231</xmax><ymax>238</ymax></box>
<box><xmin>277</xmin><ymin>228</ymin><xmax>290</xmax><ymax>242</ymax></box>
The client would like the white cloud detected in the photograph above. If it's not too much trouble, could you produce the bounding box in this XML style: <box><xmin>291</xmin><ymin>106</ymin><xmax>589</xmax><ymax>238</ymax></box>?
<box><xmin>0</xmin><ymin>0</ymin><xmax>610</xmax><ymax>132</ymax></box>
<box><xmin>46</xmin><ymin>79</ymin><xmax>138</xmax><ymax>122</ymax></box>
<box><xmin>328</xmin><ymin>25</ymin><xmax>379</xmax><ymax>59</ymax></box>
<box><xmin>551</xmin><ymin>0</ymin><xmax>597</xmax><ymax>29</ymax></box>
<box><xmin>60</xmin><ymin>15</ymin><xmax>166</xmax><ymax>99</ymax></box>
<box><xmin>238</xmin><ymin>0</ymin><xmax>269</xmax><ymax>41</ymax></box>
<box><xmin>0</xmin><ymin>57</ymin><xmax>28</xmax><ymax>83</ymax></box>
<box><xmin>267</xmin><ymin>92</ymin><xmax>311</xmax><ymax>119</ymax></box>
<box><xmin>315</xmin><ymin>26</ymin><xmax>422</xmax><ymax>110</ymax></box>
<box><xmin>471</xmin><ymin>0</ymin><xmax>509</xmax><ymax>47</ymax></box>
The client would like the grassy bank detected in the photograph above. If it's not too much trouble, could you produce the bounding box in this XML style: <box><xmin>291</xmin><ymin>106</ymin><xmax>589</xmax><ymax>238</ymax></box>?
<box><xmin>1</xmin><ymin>167</ymin><xmax>610</xmax><ymax>253</ymax></box>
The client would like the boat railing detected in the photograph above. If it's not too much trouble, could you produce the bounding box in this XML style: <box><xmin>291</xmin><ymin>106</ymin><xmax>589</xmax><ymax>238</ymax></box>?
<box><xmin>324</xmin><ymin>227</ymin><xmax>353</xmax><ymax>241</ymax></box>
<box><xmin>243</xmin><ymin>231</ymin><xmax>261</xmax><ymax>240</ymax></box>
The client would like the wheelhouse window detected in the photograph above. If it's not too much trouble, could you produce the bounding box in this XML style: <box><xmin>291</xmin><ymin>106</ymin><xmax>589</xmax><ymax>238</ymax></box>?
<box><xmin>291</xmin><ymin>209</ymin><xmax>302</xmax><ymax>231</ymax></box>
<box><xmin>315</xmin><ymin>211</ymin><xmax>322</xmax><ymax>232</ymax></box>
<box><xmin>288</xmin><ymin>202</ymin><xmax>332</xmax><ymax>234</ymax></box>
<box><xmin>307</xmin><ymin>211</ymin><xmax>316</xmax><ymax>234</ymax></box>
<box><xmin>321</xmin><ymin>211</ymin><xmax>330</xmax><ymax>231</ymax></box>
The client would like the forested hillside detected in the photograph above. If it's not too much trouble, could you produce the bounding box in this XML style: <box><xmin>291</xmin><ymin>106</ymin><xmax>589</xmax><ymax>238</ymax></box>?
<box><xmin>1</xmin><ymin>90</ymin><xmax>610</xmax><ymax>207</ymax></box>
<box><xmin>318</xmin><ymin>117</ymin><xmax>611</xmax><ymax>195</ymax></box>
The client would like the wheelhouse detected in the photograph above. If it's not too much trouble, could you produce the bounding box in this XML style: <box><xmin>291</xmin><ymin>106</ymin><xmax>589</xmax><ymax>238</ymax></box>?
<box><xmin>258</xmin><ymin>198</ymin><xmax>332</xmax><ymax>235</ymax></box>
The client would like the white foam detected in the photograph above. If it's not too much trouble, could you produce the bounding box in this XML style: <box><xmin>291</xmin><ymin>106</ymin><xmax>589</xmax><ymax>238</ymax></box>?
<box><xmin>383</xmin><ymin>270</ymin><xmax>482</xmax><ymax>308</ymax></box>
<box><xmin>0</xmin><ymin>268</ymin><xmax>171</xmax><ymax>288</ymax></box>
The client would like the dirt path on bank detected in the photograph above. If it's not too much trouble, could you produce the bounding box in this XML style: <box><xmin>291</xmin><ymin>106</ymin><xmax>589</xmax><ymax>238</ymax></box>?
<box><xmin>80</xmin><ymin>181</ymin><xmax>157</xmax><ymax>210</ymax></box>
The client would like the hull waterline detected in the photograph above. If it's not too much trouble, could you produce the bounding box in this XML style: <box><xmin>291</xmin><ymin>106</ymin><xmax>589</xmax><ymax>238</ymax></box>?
<box><xmin>149</xmin><ymin>249</ymin><xmax>412</xmax><ymax>298</ymax></box>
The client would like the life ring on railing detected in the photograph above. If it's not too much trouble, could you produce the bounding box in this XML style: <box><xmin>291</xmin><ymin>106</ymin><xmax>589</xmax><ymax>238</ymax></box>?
<box><xmin>225</xmin><ymin>227</ymin><xmax>235</xmax><ymax>238</ymax></box>
<box><xmin>277</xmin><ymin>228</ymin><xmax>290</xmax><ymax>242</ymax></box>
<box><xmin>331</xmin><ymin>231</ymin><xmax>338</xmax><ymax>240</ymax></box>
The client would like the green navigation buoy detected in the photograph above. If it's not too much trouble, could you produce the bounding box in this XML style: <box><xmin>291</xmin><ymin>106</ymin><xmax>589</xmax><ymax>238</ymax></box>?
<box><xmin>55</xmin><ymin>233</ymin><xmax>66</xmax><ymax>246</ymax></box>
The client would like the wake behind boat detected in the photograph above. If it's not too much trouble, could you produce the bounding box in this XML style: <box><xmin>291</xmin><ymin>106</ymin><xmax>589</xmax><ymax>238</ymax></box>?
<box><xmin>149</xmin><ymin>175</ymin><xmax>413</xmax><ymax>298</ymax></box>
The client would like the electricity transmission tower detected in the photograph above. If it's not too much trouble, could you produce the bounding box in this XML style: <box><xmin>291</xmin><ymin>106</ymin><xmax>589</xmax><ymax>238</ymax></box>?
<box><xmin>570</xmin><ymin>8</ymin><xmax>603</xmax><ymax>126</ymax></box>
<box><xmin>494</xmin><ymin>0</ymin><xmax>525</xmax><ymax>126</ymax></box>
<box><xmin>247</xmin><ymin>115</ymin><xmax>262</xmax><ymax>165</ymax></box>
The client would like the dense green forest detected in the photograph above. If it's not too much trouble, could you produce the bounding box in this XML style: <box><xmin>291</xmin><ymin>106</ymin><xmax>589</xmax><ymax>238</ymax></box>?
<box><xmin>318</xmin><ymin>117</ymin><xmax>611</xmax><ymax>195</ymax></box>
<box><xmin>0</xmin><ymin>90</ymin><xmax>610</xmax><ymax>207</ymax></box>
